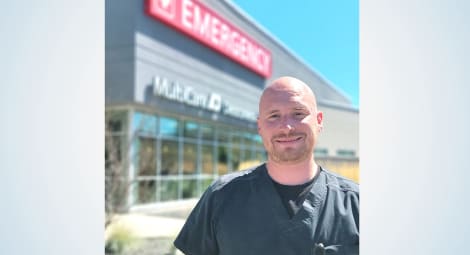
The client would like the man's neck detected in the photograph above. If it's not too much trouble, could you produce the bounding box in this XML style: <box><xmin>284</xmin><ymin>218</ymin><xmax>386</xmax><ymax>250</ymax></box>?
<box><xmin>266</xmin><ymin>157</ymin><xmax>318</xmax><ymax>185</ymax></box>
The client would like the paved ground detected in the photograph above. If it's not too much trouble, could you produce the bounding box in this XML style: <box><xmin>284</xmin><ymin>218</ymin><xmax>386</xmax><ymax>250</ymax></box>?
<box><xmin>106</xmin><ymin>200</ymin><xmax>198</xmax><ymax>254</ymax></box>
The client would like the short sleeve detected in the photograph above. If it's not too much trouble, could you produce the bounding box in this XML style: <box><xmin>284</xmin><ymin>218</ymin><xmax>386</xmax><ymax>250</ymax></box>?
<box><xmin>174</xmin><ymin>187</ymin><xmax>219</xmax><ymax>255</ymax></box>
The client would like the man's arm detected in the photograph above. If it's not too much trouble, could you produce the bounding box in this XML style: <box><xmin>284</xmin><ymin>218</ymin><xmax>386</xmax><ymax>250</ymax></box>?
<box><xmin>174</xmin><ymin>187</ymin><xmax>219</xmax><ymax>255</ymax></box>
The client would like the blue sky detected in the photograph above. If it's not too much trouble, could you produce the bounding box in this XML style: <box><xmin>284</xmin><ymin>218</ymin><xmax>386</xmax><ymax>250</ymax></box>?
<box><xmin>232</xmin><ymin>0</ymin><xmax>359</xmax><ymax>108</ymax></box>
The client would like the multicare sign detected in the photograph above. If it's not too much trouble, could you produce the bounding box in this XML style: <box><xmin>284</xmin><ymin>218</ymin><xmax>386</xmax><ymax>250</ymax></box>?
<box><xmin>146</xmin><ymin>0</ymin><xmax>272</xmax><ymax>78</ymax></box>
<box><xmin>152</xmin><ymin>76</ymin><xmax>258</xmax><ymax>121</ymax></box>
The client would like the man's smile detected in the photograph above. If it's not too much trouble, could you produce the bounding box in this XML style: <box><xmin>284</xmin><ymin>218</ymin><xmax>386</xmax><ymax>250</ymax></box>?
<box><xmin>274</xmin><ymin>135</ymin><xmax>304</xmax><ymax>144</ymax></box>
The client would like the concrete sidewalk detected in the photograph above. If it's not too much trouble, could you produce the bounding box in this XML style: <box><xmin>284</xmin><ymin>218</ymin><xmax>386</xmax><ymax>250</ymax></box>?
<box><xmin>106</xmin><ymin>214</ymin><xmax>186</xmax><ymax>239</ymax></box>
<box><xmin>106</xmin><ymin>199</ymin><xmax>198</xmax><ymax>240</ymax></box>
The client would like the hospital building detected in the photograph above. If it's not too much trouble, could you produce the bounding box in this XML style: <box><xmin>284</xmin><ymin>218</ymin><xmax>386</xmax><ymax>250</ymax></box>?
<box><xmin>105</xmin><ymin>0</ymin><xmax>359</xmax><ymax>211</ymax></box>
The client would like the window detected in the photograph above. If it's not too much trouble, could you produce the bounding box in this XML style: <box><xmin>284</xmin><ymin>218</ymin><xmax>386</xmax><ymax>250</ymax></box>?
<box><xmin>182</xmin><ymin>179</ymin><xmax>198</xmax><ymax>198</ymax></box>
<box><xmin>160</xmin><ymin>117</ymin><xmax>179</xmax><ymax>137</ymax></box>
<box><xmin>217</xmin><ymin>129</ymin><xmax>229</xmax><ymax>143</ymax></box>
<box><xmin>202</xmin><ymin>145</ymin><xmax>214</xmax><ymax>175</ymax></box>
<box><xmin>161</xmin><ymin>140</ymin><xmax>178</xmax><ymax>175</ymax></box>
<box><xmin>160</xmin><ymin>180</ymin><xmax>178</xmax><ymax>201</ymax></box>
<box><xmin>184</xmin><ymin>121</ymin><xmax>199</xmax><ymax>139</ymax></box>
<box><xmin>133</xmin><ymin>112</ymin><xmax>157</xmax><ymax>134</ymax></box>
<box><xmin>122</xmin><ymin>109</ymin><xmax>267</xmax><ymax>204</ymax></box>
<box><xmin>253</xmin><ymin>134</ymin><xmax>263</xmax><ymax>146</ymax></box>
<box><xmin>242</xmin><ymin>133</ymin><xmax>254</xmax><ymax>147</ymax></box>
<box><xmin>314</xmin><ymin>148</ymin><xmax>329</xmax><ymax>157</ymax></box>
<box><xmin>337</xmin><ymin>149</ymin><xmax>356</xmax><ymax>158</ymax></box>
<box><xmin>231</xmin><ymin>145</ymin><xmax>241</xmax><ymax>171</ymax></box>
<box><xmin>201</xmin><ymin>178</ymin><xmax>214</xmax><ymax>193</ymax></box>
<box><xmin>137</xmin><ymin>180</ymin><xmax>156</xmax><ymax>203</ymax></box>
<box><xmin>137</xmin><ymin>137</ymin><xmax>156</xmax><ymax>176</ymax></box>
<box><xmin>255</xmin><ymin>150</ymin><xmax>266</xmax><ymax>162</ymax></box>
<box><xmin>218</xmin><ymin>145</ymin><xmax>229</xmax><ymax>175</ymax></box>
<box><xmin>232</xmin><ymin>133</ymin><xmax>243</xmax><ymax>145</ymax></box>
<box><xmin>201</xmin><ymin>124</ymin><xmax>214</xmax><ymax>141</ymax></box>
<box><xmin>183</xmin><ymin>142</ymin><xmax>197</xmax><ymax>174</ymax></box>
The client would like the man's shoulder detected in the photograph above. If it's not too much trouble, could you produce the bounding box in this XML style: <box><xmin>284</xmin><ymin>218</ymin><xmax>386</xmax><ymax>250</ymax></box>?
<box><xmin>320</xmin><ymin>166</ymin><xmax>359</xmax><ymax>194</ymax></box>
<box><xmin>210</xmin><ymin>163</ymin><xmax>266</xmax><ymax>192</ymax></box>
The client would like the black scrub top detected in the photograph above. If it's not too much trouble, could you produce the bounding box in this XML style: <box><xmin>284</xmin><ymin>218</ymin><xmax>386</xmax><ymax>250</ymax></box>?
<box><xmin>174</xmin><ymin>163</ymin><xmax>359</xmax><ymax>255</ymax></box>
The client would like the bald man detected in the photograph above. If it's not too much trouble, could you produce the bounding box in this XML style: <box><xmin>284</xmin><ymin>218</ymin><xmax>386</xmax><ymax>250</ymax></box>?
<box><xmin>174</xmin><ymin>77</ymin><xmax>359</xmax><ymax>255</ymax></box>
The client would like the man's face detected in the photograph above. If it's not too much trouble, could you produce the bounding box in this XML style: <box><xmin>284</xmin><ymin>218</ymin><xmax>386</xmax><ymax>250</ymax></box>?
<box><xmin>257</xmin><ymin>83</ymin><xmax>323</xmax><ymax>164</ymax></box>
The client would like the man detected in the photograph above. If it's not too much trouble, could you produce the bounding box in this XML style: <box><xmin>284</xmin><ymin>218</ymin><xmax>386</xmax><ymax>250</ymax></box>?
<box><xmin>174</xmin><ymin>76</ymin><xmax>359</xmax><ymax>255</ymax></box>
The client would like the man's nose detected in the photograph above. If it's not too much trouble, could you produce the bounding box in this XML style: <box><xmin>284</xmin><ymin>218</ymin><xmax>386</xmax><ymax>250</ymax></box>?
<box><xmin>278</xmin><ymin>116</ymin><xmax>294</xmax><ymax>131</ymax></box>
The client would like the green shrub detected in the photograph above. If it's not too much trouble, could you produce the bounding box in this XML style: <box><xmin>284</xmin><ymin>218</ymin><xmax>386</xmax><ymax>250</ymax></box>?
<box><xmin>105</xmin><ymin>223</ymin><xmax>137</xmax><ymax>254</ymax></box>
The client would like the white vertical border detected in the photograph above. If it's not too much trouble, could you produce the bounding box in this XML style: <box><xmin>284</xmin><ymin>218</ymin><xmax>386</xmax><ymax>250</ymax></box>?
<box><xmin>0</xmin><ymin>1</ymin><xmax>104</xmax><ymax>254</ymax></box>
<box><xmin>361</xmin><ymin>0</ymin><xmax>470</xmax><ymax>254</ymax></box>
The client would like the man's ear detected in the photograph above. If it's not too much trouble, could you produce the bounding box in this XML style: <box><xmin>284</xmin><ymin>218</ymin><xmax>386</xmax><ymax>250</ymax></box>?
<box><xmin>317</xmin><ymin>111</ymin><xmax>323</xmax><ymax>123</ymax></box>
<box><xmin>317</xmin><ymin>111</ymin><xmax>323</xmax><ymax>132</ymax></box>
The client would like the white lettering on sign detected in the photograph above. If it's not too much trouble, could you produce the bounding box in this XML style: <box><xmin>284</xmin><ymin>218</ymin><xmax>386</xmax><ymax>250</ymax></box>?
<box><xmin>147</xmin><ymin>0</ymin><xmax>272</xmax><ymax>78</ymax></box>
<box><xmin>207</xmin><ymin>93</ymin><xmax>222</xmax><ymax>112</ymax></box>
<box><xmin>152</xmin><ymin>76</ymin><xmax>256</xmax><ymax>121</ymax></box>
<box><xmin>221</xmin><ymin>102</ymin><xmax>258</xmax><ymax>121</ymax></box>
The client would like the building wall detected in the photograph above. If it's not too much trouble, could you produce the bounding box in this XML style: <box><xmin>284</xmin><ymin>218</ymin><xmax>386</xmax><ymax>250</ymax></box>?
<box><xmin>105</xmin><ymin>0</ymin><xmax>137</xmax><ymax>103</ymax></box>
<box><xmin>316</xmin><ymin>104</ymin><xmax>359</xmax><ymax>158</ymax></box>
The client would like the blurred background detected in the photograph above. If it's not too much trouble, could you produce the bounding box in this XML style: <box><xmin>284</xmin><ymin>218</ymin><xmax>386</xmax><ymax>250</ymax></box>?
<box><xmin>105</xmin><ymin>0</ymin><xmax>358</xmax><ymax>254</ymax></box>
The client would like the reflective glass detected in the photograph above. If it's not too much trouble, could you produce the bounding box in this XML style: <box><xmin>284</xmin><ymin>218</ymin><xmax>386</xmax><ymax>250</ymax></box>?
<box><xmin>160</xmin><ymin>180</ymin><xmax>178</xmax><ymax>201</ymax></box>
<box><xmin>239</xmin><ymin>149</ymin><xmax>258</xmax><ymax>170</ymax></box>
<box><xmin>217</xmin><ymin>145</ymin><xmax>228</xmax><ymax>175</ymax></box>
<box><xmin>182</xmin><ymin>179</ymin><xmax>198</xmax><ymax>199</ymax></box>
<box><xmin>314</xmin><ymin>148</ymin><xmax>329</xmax><ymax>157</ymax></box>
<box><xmin>133</xmin><ymin>112</ymin><xmax>157</xmax><ymax>134</ymax></box>
<box><xmin>232</xmin><ymin>146</ymin><xmax>241</xmax><ymax>171</ymax></box>
<box><xmin>137</xmin><ymin>137</ymin><xmax>156</xmax><ymax>176</ymax></box>
<box><xmin>232</xmin><ymin>133</ymin><xmax>242</xmax><ymax>145</ymax></box>
<box><xmin>160</xmin><ymin>117</ymin><xmax>179</xmax><ymax>137</ymax></box>
<box><xmin>253</xmin><ymin>134</ymin><xmax>263</xmax><ymax>146</ymax></box>
<box><xmin>184</xmin><ymin>121</ymin><xmax>199</xmax><ymax>139</ymax></box>
<box><xmin>256</xmin><ymin>150</ymin><xmax>266</xmax><ymax>162</ymax></box>
<box><xmin>202</xmin><ymin>145</ymin><xmax>214</xmax><ymax>175</ymax></box>
<box><xmin>337</xmin><ymin>149</ymin><xmax>356</xmax><ymax>158</ymax></box>
<box><xmin>201</xmin><ymin>178</ymin><xmax>214</xmax><ymax>192</ymax></box>
<box><xmin>183</xmin><ymin>142</ymin><xmax>197</xmax><ymax>174</ymax></box>
<box><xmin>201</xmin><ymin>124</ymin><xmax>214</xmax><ymax>141</ymax></box>
<box><xmin>137</xmin><ymin>180</ymin><xmax>156</xmax><ymax>203</ymax></box>
<box><xmin>243</xmin><ymin>133</ymin><xmax>254</xmax><ymax>147</ymax></box>
<box><xmin>161</xmin><ymin>140</ymin><xmax>178</xmax><ymax>175</ymax></box>
<box><xmin>217</xmin><ymin>129</ymin><xmax>229</xmax><ymax>143</ymax></box>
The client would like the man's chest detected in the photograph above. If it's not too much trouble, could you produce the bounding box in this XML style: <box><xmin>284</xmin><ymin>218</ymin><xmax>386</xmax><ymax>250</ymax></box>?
<box><xmin>214</xmin><ymin>190</ymin><xmax>358</xmax><ymax>255</ymax></box>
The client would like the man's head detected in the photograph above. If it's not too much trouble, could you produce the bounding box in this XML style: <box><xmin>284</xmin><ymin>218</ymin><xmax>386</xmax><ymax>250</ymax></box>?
<box><xmin>257</xmin><ymin>76</ymin><xmax>323</xmax><ymax>165</ymax></box>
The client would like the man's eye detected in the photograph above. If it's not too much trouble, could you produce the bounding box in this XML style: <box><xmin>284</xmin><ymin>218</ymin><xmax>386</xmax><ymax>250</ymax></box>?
<box><xmin>268</xmin><ymin>114</ymin><xmax>279</xmax><ymax>119</ymax></box>
<box><xmin>294</xmin><ymin>112</ymin><xmax>305</xmax><ymax>117</ymax></box>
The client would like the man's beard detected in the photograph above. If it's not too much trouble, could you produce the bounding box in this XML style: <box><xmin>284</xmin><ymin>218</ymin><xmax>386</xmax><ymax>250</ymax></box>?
<box><xmin>267</xmin><ymin>132</ymin><xmax>312</xmax><ymax>163</ymax></box>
